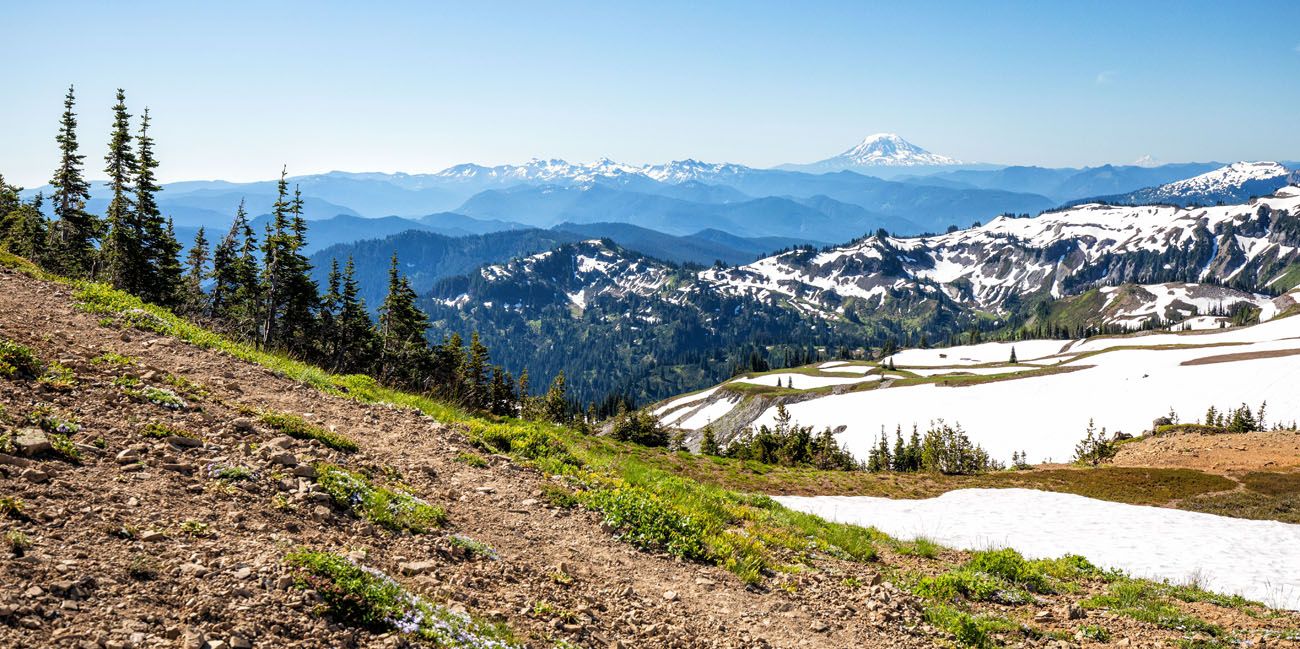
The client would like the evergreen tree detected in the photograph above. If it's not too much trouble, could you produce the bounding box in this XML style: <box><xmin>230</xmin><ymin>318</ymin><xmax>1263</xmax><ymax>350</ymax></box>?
<box><xmin>47</xmin><ymin>85</ymin><xmax>97</xmax><ymax>278</ymax></box>
<box><xmin>278</xmin><ymin>185</ymin><xmax>320</xmax><ymax>355</ymax></box>
<box><xmin>258</xmin><ymin>169</ymin><xmax>295</xmax><ymax>348</ymax></box>
<box><xmin>101</xmin><ymin>89</ymin><xmax>143</xmax><ymax>291</ymax></box>
<box><xmin>136</xmin><ymin>109</ymin><xmax>184</xmax><ymax>306</ymax></box>
<box><xmin>700</xmin><ymin>425</ymin><xmax>720</xmax><ymax>456</ymax></box>
<box><xmin>543</xmin><ymin>371</ymin><xmax>569</xmax><ymax>422</ymax></box>
<box><xmin>1009</xmin><ymin>346</ymin><xmax>1017</xmax><ymax>363</ymax></box>
<box><xmin>333</xmin><ymin>257</ymin><xmax>379</xmax><ymax>374</ymax></box>
<box><xmin>183</xmin><ymin>227</ymin><xmax>210</xmax><ymax>313</ymax></box>
<box><xmin>378</xmin><ymin>251</ymin><xmax>431</xmax><ymax>388</ymax></box>
<box><xmin>207</xmin><ymin>202</ymin><xmax>245</xmax><ymax>321</ymax></box>
<box><xmin>464</xmin><ymin>332</ymin><xmax>491</xmax><ymax>410</ymax></box>
<box><xmin>0</xmin><ymin>174</ymin><xmax>19</xmax><ymax>217</ymax></box>
<box><xmin>0</xmin><ymin>197</ymin><xmax>49</xmax><ymax>261</ymax></box>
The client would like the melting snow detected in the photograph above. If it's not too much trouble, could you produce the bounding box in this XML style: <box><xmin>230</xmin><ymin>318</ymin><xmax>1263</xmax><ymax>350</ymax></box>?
<box><xmin>775</xmin><ymin>489</ymin><xmax>1300</xmax><ymax>610</ymax></box>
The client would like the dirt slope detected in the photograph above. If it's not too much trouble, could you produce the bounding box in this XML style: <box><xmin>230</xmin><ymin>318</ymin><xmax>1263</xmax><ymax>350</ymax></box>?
<box><xmin>0</xmin><ymin>267</ymin><xmax>939</xmax><ymax>648</ymax></box>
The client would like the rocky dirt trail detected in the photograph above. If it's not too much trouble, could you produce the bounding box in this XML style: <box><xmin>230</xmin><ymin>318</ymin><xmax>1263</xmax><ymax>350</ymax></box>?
<box><xmin>0</xmin><ymin>268</ymin><xmax>939</xmax><ymax>648</ymax></box>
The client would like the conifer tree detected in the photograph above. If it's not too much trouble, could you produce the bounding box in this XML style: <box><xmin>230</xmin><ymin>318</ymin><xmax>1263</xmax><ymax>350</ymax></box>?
<box><xmin>333</xmin><ymin>257</ymin><xmax>378</xmax><ymax>374</ymax></box>
<box><xmin>378</xmin><ymin>252</ymin><xmax>431</xmax><ymax>387</ymax></box>
<box><xmin>183</xmin><ymin>227</ymin><xmax>210</xmax><ymax>313</ymax></box>
<box><xmin>464</xmin><ymin>332</ymin><xmax>490</xmax><ymax>409</ymax></box>
<box><xmin>543</xmin><ymin>371</ymin><xmax>569</xmax><ymax>422</ymax></box>
<box><xmin>47</xmin><ymin>85</ymin><xmax>96</xmax><ymax>278</ymax></box>
<box><xmin>101</xmin><ymin>89</ymin><xmax>143</xmax><ymax>291</ymax></box>
<box><xmin>0</xmin><ymin>197</ymin><xmax>49</xmax><ymax>261</ymax></box>
<box><xmin>0</xmin><ymin>174</ymin><xmax>19</xmax><ymax>217</ymax></box>
<box><xmin>700</xmin><ymin>426</ymin><xmax>720</xmax><ymax>456</ymax></box>
<box><xmin>207</xmin><ymin>202</ymin><xmax>246</xmax><ymax>321</ymax></box>
<box><xmin>278</xmin><ymin>186</ymin><xmax>320</xmax><ymax>355</ymax></box>
<box><xmin>136</xmin><ymin>109</ymin><xmax>184</xmax><ymax>306</ymax></box>
<box><xmin>258</xmin><ymin>170</ymin><xmax>294</xmax><ymax>348</ymax></box>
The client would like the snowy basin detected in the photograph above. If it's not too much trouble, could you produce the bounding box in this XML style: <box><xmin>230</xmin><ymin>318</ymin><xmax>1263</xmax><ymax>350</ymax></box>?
<box><xmin>775</xmin><ymin>489</ymin><xmax>1300</xmax><ymax>610</ymax></box>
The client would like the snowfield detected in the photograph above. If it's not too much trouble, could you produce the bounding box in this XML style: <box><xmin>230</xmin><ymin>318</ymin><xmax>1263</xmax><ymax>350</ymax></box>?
<box><xmin>775</xmin><ymin>489</ymin><xmax>1300</xmax><ymax>610</ymax></box>
<box><xmin>732</xmin><ymin>373</ymin><xmax>878</xmax><ymax>389</ymax></box>
<box><xmin>662</xmin><ymin>305</ymin><xmax>1300</xmax><ymax>464</ymax></box>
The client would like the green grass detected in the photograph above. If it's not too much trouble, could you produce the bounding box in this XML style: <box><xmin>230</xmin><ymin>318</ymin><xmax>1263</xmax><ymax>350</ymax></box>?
<box><xmin>446</xmin><ymin>535</ymin><xmax>499</xmax><ymax>561</ymax></box>
<box><xmin>455</xmin><ymin>451</ymin><xmax>489</xmax><ymax>468</ymax></box>
<box><xmin>315</xmin><ymin>463</ymin><xmax>445</xmax><ymax>533</ymax></box>
<box><xmin>259</xmin><ymin>411</ymin><xmax>358</xmax><ymax>453</ymax></box>
<box><xmin>923</xmin><ymin>603</ymin><xmax>1019</xmax><ymax>648</ymax></box>
<box><xmin>1081</xmin><ymin>578</ymin><xmax>1225</xmax><ymax>636</ymax></box>
<box><xmin>285</xmin><ymin>548</ymin><xmax>517</xmax><ymax>646</ymax></box>
<box><xmin>914</xmin><ymin>549</ymin><xmax>1103</xmax><ymax>606</ymax></box>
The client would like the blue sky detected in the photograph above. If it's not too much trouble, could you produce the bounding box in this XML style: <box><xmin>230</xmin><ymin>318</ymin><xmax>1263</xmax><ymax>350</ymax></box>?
<box><xmin>3</xmin><ymin>0</ymin><xmax>1299</xmax><ymax>186</ymax></box>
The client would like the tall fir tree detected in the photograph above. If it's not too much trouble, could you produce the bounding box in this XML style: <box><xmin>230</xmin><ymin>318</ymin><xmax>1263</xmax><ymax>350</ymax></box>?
<box><xmin>183</xmin><ymin>227</ymin><xmax>210</xmax><ymax>313</ymax></box>
<box><xmin>136</xmin><ymin>108</ymin><xmax>184</xmax><ymax>306</ymax></box>
<box><xmin>207</xmin><ymin>204</ymin><xmax>243</xmax><ymax>321</ymax></box>
<box><xmin>378</xmin><ymin>252</ymin><xmax>431</xmax><ymax>388</ymax></box>
<box><xmin>277</xmin><ymin>185</ymin><xmax>320</xmax><ymax>356</ymax></box>
<box><xmin>101</xmin><ymin>89</ymin><xmax>144</xmax><ymax>291</ymax></box>
<box><xmin>332</xmin><ymin>257</ymin><xmax>379</xmax><ymax>374</ymax></box>
<box><xmin>258</xmin><ymin>169</ymin><xmax>295</xmax><ymax>349</ymax></box>
<box><xmin>47</xmin><ymin>85</ymin><xmax>97</xmax><ymax>278</ymax></box>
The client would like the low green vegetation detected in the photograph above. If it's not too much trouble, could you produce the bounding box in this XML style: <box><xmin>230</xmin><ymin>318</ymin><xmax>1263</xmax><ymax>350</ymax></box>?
<box><xmin>91</xmin><ymin>351</ymin><xmax>136</xmax><ymax>368</ymax></box>
<box><xmin>1081</xmin><ymin>578</ymin><xmax>1227</xmax><ymax>636</ymax></box>
<box><xmin>914</xmin><ymin>548</ymin><xmax>1101</xmax><ymax>605</ymax></box>
<box><xmin>923</xmin><ymin>603</ymin><xmax>1019</xmax><ymax>648</ymax></box>
<box><xmin>446</xmin><ymin>534</ymin><xmax>498</xmax><ymax>561</ymax></box>
<box><xmin>115</xmin><ymin>376</ymin><xmax>187</xmax><ymax>410</ymax></box>
<box><xmin>39</xmin><ymin>362</ymin><xmax>77</xmax><ymax>389</ymax></box>
<box><xmin>140</xmin><ymin>421</ymin><xmax>197</xmax><ymax>440</ymax></box>
<box><xmin>259</xmin><ymin>411</ymin><xmax>358</xmax><ymax>453</ymax></box>
<box><xmin>285</xmin><ymin>548</ymin><xmax>516</xmax><ymax>646</ymax></box>
<box><xmin>0</xmin><ymin>337</ymin><xmax>43</xmax><ymax>379</ymax></box>
<box><xmin>315</xmin><ymin>463</ymin><xmax>445</xmax><ymax>533</ymax></box>
<box><xmin>455</xmin><ymin>451</ymin><xmax>489</xmax><ymax>468</ymax></box>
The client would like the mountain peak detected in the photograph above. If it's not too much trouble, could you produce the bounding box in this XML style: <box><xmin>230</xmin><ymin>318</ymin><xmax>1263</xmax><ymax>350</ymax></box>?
<box><xmin>837</xmin><ymin>133</ymin><xmax>961</xmax><ymax>166</ymax></box>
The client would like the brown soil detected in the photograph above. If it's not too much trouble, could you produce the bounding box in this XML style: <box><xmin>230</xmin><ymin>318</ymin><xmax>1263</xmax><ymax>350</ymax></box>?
<box><xmin>2</xmin><ymin>266</ymin><xmax>1297</xmax><ymax>648</ymax></box>
<box><xmin>1180</xmin><ymin>348</ymin><xmax>1300</xmax><ymax>366</ymax></box>
<box><xmin>1114</xmin><ymin>430</ymin><xmax>1300</xmax><ymax>473</ymax></box>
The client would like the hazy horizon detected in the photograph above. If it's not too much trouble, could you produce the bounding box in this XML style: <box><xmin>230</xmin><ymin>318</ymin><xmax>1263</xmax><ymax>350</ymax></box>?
<box><xmin>3</xmin><ymin>0</ymin><xmax>1299</xmax><ymax>187</ymax></box>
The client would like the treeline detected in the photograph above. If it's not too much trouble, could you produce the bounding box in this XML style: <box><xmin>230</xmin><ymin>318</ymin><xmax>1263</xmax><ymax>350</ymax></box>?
<box><xmin>865</xmin><ymin>421</ymin><xmax>999</xmax><ymax>475</ymax></box>
<box><xmin>0</xmin><ymin>86</ymin><xmax>566</xmax><ymax>419</ymax></box>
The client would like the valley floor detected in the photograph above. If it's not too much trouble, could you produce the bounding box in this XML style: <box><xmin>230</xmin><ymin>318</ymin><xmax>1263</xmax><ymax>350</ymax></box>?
<box><xmin>2</xmin><ymin>261</ymin><xmax>1299</xmax><ymax>648</ymax></box>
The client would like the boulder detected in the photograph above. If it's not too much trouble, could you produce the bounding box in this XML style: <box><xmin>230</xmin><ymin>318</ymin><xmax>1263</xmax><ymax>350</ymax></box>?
<box><xmin>14</xmin><ymin>428</ymin><xmax>51</xmax><ymax>457</ymax></box>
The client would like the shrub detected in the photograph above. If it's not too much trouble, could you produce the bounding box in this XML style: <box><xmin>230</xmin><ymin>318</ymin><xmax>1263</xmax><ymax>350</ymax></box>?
<box><xmin>5</xmin><ymin>530</ymin><xmax>31</xmax><ymax>556</ymax></box>
<box><xmin>1073</xmin><ymin>419</ymin><xmax>1118</xmax><ymax>466</ymax></box>
<box><xmin>285</xmin><ymin>549</ymin><xmax>516</xmax><ymax>646</ymax></box>
<box><xmin>539</xmin><ymin>483</ymin><xmax>579</xmax><ymax>509</ymax></box>
<box><xmin>316</xmin><ymin>463</ymin><xmax>445</xmax><ymax>533</ymax></box>
<box><xmin>260</xmin><ymin>411</ymin><xmax>358</xmax><ymax>453</ymax></box>
<box><xmin>0</xmin><ymin>338</ymin><xmax>43</xmax><ymax>379</ymax></box>
<box><xmin>583</xmin><ymin>485</ymin><xmax>709</xmax><ymax>561</ymax></box>
<box><xmin>455</xmin><ymin>452</ymin><xmax>488</xmax><ymax>468</ymax></box>
<box><xmin>141</xmin><ymin>421</ymin><xmax>197</xmax><ymax>440</ymax></box>
<box><xmin>608</xmin><ymin>408</ymin><xmax>669</xmax><ymax>447</ymax></box>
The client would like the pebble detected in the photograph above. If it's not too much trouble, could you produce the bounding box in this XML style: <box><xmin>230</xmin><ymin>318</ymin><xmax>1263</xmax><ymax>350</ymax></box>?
<box><xmin>662</xmin><ymin>591</ymin><xmax>679</xmax><ymax>602</ymax></box>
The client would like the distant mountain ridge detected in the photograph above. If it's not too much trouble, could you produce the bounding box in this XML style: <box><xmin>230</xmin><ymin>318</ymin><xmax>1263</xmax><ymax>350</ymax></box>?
<box><xmin>1078</xmin><ymin>161</ymin><xmax>1294</xmax><ymax>207</ymax></box>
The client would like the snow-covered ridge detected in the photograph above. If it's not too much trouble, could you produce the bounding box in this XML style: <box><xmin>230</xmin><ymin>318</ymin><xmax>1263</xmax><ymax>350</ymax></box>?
<box><xmin>1153</xmin><ymin>161</ymin><xmax>1288</xmax><ymax>197</ymax></box>
<box><xmin>699</xmin><ymin>187</ymin><xmax>1300</xmax><ymax>312</ymax></box>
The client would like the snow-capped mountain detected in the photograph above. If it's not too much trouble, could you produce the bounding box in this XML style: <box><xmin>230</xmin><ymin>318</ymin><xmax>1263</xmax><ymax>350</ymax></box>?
<box><xmin>779</xmin><ymin>133</ymin><xmax>976</xmax><ymax>176</ymax></box>
<box><xmin>1083</xmin><ymin>161</ymin><xmax>1293</xmax><ymax>207</ymax></box>
<box><xmin>833</xmin><ymin>133</ymin><xmax>962</xmax><ymax>168</ymax></box>
<box><xmin>700</xmin><ymin>186</ymin><xmax>1300</xmax><ymax>315</ymax></box>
